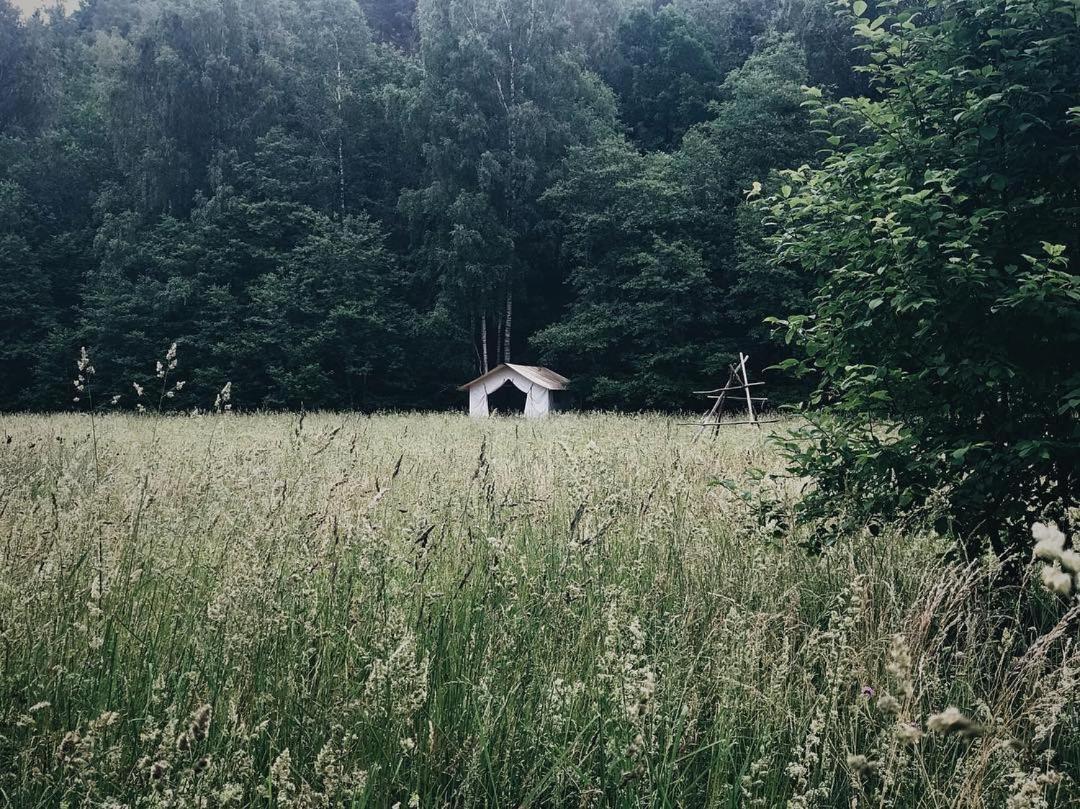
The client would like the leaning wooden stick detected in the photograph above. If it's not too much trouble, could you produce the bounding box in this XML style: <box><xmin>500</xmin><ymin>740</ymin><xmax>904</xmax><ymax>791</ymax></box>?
<box><xmin>738</xmin><ymin>352</ymin><xmax>759</xmax><ymax>428</ymax></box>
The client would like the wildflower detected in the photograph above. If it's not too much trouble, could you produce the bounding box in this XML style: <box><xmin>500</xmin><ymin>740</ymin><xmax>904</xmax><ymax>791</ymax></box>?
<box><xmin>110</xmin><ymin>395</ymin><xmax>121</xmax><ymax>405</ymax></box>
<box><xmin>72</xmin><ymin>348</ymin><xmax>97</xmax><ymax>404</ymax></box>
<box><xmin>175</xmin><ymin>380</ymin><xmax>186</xmax><ymax>391</ymax></box>
<box><xmin>785</xmin><ymin>762</ymin><xmax>807</xmax><ymax>780</ymax></box>
<box><xmin>216</xmin><ymin>784</ymin><xmax>243</xmax><ymax>805</ymax></box>
<box><xmin>1040</xmin><ymin>565</ymin><xmax>1072</xmax><ymax>597</ymax></box>
<box><xmin>29</xmin><ymin>701</ymin><xmax>51</xmax><ymax>713</ymax></box>
<box><xmin>269</xmin><ymin>749</ymin><xmax>293</xmax><ymax>795</ymax></box>
<box><xmin>1007</xmin><ymin>769</ymin><xmax>1064</xmax><ymax>809</ymax></box>
<box><xmin>133</xmin><ymin>382</ymin><xmax>144</xmax><ymax>397</ymax></box>
<box><xmin>150</xmin><ymin>759</ymin><xmax>170</xmax><ymax>780</ymax></box>
<box><xmin>215</xmin><ymin>382</ymin><xmax>233</xmax><ymax>413</ymax></box>
<box><xmin>860</xmin><ymin>685</ymin><xmax>875</xmax><ymax>699</ymax></box>
<box><xmin>194</xmin><ymin>755</ymin><xmax>210</xmax><ymax>773</ymax></box>
<box><xmin>94</xmin><ymin>710</ymin><xmax>120</xmax><ymax>728</ymax></box>
<box><xmin>156</xmin><ymin>360</ymin><xmax>165</xmax><ymax>378</ymax></box>
<box><xmin>76</xmin><ymin>346</ymin><xmax>95</xmax><ymax>376</ymax></box>
<box><xmin>927</xmin><ymin>706</ymin><xmax>983</xmax><ymax>737</ymax></box>
<box><xmin>400</xmin><ymin>737</ymin><xmax>416</xmax><ymax>754</ymax></box>
<box><xmin>1032</xmin><ymin>523</ymin><xmax>1065</xmax><ymax>561</ymax></box>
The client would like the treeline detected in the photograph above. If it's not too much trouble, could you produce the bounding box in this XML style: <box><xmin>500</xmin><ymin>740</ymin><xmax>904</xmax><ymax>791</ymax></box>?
<box><xmin>0</xmin><ymin>0</ymin><xmax>862</xmax><ymax>412</ymax></box>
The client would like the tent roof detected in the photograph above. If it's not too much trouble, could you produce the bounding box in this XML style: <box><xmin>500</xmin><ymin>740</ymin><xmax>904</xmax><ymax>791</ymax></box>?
<box><xmin>458</xmin><ymin>363</ymin><xmax>570</xmax><ymax>392</ymax></box>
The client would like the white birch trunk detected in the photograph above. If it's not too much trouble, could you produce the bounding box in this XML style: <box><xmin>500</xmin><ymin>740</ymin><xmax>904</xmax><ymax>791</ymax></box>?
<box><xmin>480</xmin><ymin>313</ymin><xmax>489</xmax><ymax>374</ymax></box>
<box><xmin>503</xmin><ymin>286</ymin><xmax>512</xmax><ymax>363</ymax></box>
<box><xmin>335</xmin><ymin>43</ymin><xmax>345</xmax><ymax>217</ymax></box>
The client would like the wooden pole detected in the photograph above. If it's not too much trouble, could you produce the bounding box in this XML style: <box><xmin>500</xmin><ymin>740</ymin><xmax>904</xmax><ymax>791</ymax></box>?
<box><xmin>693</xmin><ymin>368</ymin><xmax>734</xmax><ymax>442</ymax></box>
<box><xmin>738</xmin><ymin>353</ymin><xmax>758</xmax><ymax>427</ymax></box>
<box><xmin>693</xmin><ymin>382</ymin><xmax>765</xmax><ymax>394</ymax></box>
<box><xmin>711</xmin><ymin>387</ymin><xmax>728</xmax><ymax>438</ymax></box>
<box><xmin>680</xmin><ymin>419</ymin><xmax>779</xmax><ymax>426</ymax></box>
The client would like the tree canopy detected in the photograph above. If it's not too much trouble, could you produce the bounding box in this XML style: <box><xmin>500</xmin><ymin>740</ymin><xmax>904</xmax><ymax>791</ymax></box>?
<box><xmin>0</xmin><ymin>0</ymin><xmax>853</xmax><ymax>412</ymax></box>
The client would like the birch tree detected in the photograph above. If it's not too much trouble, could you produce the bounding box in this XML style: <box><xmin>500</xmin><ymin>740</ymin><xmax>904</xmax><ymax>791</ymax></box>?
<box><xmin>401</xmin><ymin>0</ymin><xmax>617</xmax><ymax>373</ymax></box>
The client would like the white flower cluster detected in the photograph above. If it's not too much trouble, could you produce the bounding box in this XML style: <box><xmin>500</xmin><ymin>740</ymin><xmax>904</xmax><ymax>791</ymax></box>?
<box><xmin>214</xmin><ymin>381</ymin><xmax>233</xmax><ymax>413</ymax></box>
<box><xmin>72</xmin><ymin>347</ymin><xmax>95</xmax><ymax>403</ymax></box>
<box><xmin>1032</xmin><ymin>522</ymin><xmax>1079</xmax><ymax>598</ymax></box>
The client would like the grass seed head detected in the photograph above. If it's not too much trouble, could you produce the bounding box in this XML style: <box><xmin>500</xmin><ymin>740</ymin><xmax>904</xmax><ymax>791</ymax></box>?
<box><xmin>846</xmin><ymin>754</ymin><xmax>876</xmax><ymax>778</ymax></box>
<box><xmin>927</xmin><ymin>706</ymin><xmax>983</xmax><ymax>737</ymax></box>
<box><xmin>896</xmin><ymin>723</ymin><xmax>924</xmax><ymax>745</ymax></box>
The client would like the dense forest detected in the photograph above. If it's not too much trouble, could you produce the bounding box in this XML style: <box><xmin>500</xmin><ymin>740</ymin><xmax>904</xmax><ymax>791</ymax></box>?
<box><xmin>1</xmin><ymin>0</ymin><xmax>1078</xmax><ymax>425</ymax></box>
<box><xmin>0</xmin><ymin>0</ymin><xmax>864</xmax><ymax>411</ymax></box>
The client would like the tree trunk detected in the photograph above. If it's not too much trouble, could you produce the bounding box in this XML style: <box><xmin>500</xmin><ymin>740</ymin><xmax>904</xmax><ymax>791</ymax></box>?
<box><xmin>480</xmin><ymin>313</ymin><xmax>489</xmax><ymax>374</ymax></box>
<box><xmin>335</xmin><ymin>41</ymin><xmax>345</xmax><ymax>217</ymax></box>
<box><xmin>503</xmin><ymin>286</ymin><xmax>512</xmax><ymax>364</ymax></box>
<box><xmin>496</xmin><ymin>308</ymin><xmax>505</xmax><ymax>365</ymax></box>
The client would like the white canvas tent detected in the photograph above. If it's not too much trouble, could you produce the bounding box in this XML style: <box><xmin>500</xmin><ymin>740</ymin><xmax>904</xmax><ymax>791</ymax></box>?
<box><xmin>459</xmin><ymin>364</ymin><xmax>569</xmax><ymax>418</ymax></box>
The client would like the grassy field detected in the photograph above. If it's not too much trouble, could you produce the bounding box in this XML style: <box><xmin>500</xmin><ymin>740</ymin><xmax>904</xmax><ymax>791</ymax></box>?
<box><xmin>0</xmin><ymin>412</ymin><xmax>1076</xmax><ymax>807</ymax></box>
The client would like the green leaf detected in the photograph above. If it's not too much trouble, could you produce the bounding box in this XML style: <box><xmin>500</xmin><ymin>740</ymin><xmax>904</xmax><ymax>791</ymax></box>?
<box><xmin>853</xmin><ymin>0</ymin><xmax>868</xmax><ymax>15</ymax></box>
<box><xmin>781</xmin><ymin>185</ymin><xmax>792</xmax><ymax>198</ymax></box>
<box><xmin>979</xmin><ymin>125</ymin><xmax>998</xmax><ymax>140</ymax></box>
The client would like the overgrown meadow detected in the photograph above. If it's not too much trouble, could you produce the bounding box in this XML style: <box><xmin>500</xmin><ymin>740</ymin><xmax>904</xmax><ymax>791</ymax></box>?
<box><xmin>0</xmin><ymin>413</ymin><xmax>1076</xmax><ymax>807</ymax></box>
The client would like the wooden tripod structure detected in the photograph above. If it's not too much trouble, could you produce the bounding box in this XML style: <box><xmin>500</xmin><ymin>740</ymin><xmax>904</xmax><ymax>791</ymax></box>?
<box><xmin>688</xmin><ymin>353</ymin><xmax>774</xmax><ymax>440</ymax></box>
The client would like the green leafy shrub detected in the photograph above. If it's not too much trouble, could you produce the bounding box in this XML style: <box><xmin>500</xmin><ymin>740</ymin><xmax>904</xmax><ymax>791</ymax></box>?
<box><xmin>761</xmin><ymin>0</ymin><xmax>1080</xmax><ymax>552</ymax></box>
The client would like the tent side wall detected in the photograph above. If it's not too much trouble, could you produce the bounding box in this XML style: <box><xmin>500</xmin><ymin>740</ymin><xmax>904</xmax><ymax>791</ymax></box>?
<box><xmin>469</xmin><ymin>384</ymin><xmax>489</xmax><ymax>418</ymax></box>
<box><xmin>524</xmin><ymin>387</ymin><xmax>549</xmax><ymax>418</ymax></box>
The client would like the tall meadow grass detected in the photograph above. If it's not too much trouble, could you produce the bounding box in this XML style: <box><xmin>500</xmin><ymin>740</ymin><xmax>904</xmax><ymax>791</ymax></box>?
<box><xmin>0</xmin><ymin>412</ymin><xmax>1076</xmax><ymax>807</ymax></box>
